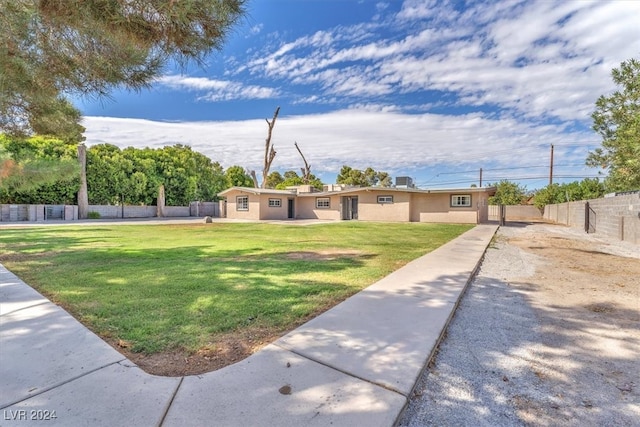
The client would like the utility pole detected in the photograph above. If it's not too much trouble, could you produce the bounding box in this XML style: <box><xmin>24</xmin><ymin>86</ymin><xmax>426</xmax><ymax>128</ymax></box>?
<box><xmin>479</xmin><ymin>168</ymin><xmax>483</xmax><ymax>187</ymax></box>
<box><xmin>549</xmin><ymin>144</ymin><xmax>554</xmax><ymax>186</ymax></box>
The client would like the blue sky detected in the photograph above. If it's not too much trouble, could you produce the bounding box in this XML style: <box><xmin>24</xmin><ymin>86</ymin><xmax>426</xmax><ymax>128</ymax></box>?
<box><xmin>78</xmin><ymin>0</ymin><xmax>640</xmax><ymax>190</ymax></box>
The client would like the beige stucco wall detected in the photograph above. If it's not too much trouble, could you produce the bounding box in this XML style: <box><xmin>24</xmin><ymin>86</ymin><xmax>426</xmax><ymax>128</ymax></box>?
<box><xmin>296</xmin><ymin>195</ymin><xmax>341</xmax><ymax>220</ymax></box>
<box><xmin>410</xmin><ymin>192</ymin><xmax>480</xmax><ymax>224</ymax></box>
<box><xmin>258</xmin><ymin>196</ymin><xmax>289</xmax><ymax>220</ymax></box>
<box><xmin>356</xmin><ymin>191</ymin><xmax>411</xmax><ymax>222</ymax></box>
<box><xmin>223</xmin><ymin>190</ymin><xmax>262</xmax><ymax>220</ymax></box>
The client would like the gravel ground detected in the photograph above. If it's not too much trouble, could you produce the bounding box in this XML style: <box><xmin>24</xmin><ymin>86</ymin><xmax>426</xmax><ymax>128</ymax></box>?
<box><xmin>398</xmin><ymin>223</ymin><xmax>639</xmax><ymax>426</ymax></box>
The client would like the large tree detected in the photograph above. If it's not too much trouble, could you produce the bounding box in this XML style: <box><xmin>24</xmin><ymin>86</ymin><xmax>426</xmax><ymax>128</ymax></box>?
<box><xmin>488</xmin><ymin>180</ymin><xmax>527</xmax><ymax>205</ymax></box>
<box><xmin>336</xmin><ymin>165</ymin><xmax>392</xmax><ymax>187</ymax></box>
<box><xmin>0</xmin><ymin>134</ymin><xmax>79</xmax><ymax>203</ymax></box>
<box><xmin>533</xmin><ymin>178</ymin><xmax>605</xmax><ymax>210</ymax></box>
<box><xmin>274</xmin><ymin>170</ymin><xmax>323</xmax><ymax>190</ymax></box>
<box><xmin>0</xmin><ymin>0</ymin><xmax>246</xmax><ymax>137</ymax></box>
<box><xmin>587</xmin><ymin>59</ymin><xmax>640</xmax><ymax>192</ymax></box>
<box><xmin>86</xmin><ymin>144</ymin><xmax>226</xmax><ymax>206</ymax></box>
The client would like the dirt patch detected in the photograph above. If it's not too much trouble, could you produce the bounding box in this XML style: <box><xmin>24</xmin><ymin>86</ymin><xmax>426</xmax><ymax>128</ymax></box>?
<box><xmin>508</xmin><ymin>232</ymin><xmax>639</xmax><ymax>319</ymax></box>
<box><xmin>504</xmin><ymin>225</ymin><xmax>639</xmax><ymax>424</ymax></box>
<box><xmin>112</xmin><ymin>328</ymin><xmax>283</xmax><ymax>377</ymax></box>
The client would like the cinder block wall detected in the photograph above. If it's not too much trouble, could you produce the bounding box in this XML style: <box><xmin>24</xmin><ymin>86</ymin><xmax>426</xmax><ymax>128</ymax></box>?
<box><xmin>544</xmin><ymin>193</ymin><xmax>640</xmax><ymax>244</ymax></box>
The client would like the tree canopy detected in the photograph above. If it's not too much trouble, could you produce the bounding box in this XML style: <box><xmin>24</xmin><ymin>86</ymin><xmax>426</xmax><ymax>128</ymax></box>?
<box><xmin>86</xmin><ymin>144</ymin><xmax>226</xmax><ymax>206</ymax></box>
<box><xmin>488</xmin><ymin>180</ymin><xmax>528</xmax><ymax>205</ymax></box>
<box><xmin>586</xmin><ymin>58</ymin><xmax>640</xmax><ymax>192</ymax></box>
<box><xmin>533</xmin><ymin>179</ymin><xmax>605</xmax><ymax>210</ymax></box>
<box><xmin>0</xmin><ymin>134</ymin><xmax>79</xmax><ymax>203</ymax></box>
<box><xmin>225</xmin><ymin>165</ymin><xmax>254</xmax><ymax>188</ymax></box>
<box><xmin>0</xmin><ymin>0</ymin><xmax>246</xmax><ymax>137</ymax></box>
<box><xmin>336</xmin><ymin>166</ymin><xmax>392</xmax><ymax>187</ymax></box>
<box><xmin>274</xmin><ymin>170</ymin><xmax>323</xmax><ymax>190</ymax></box>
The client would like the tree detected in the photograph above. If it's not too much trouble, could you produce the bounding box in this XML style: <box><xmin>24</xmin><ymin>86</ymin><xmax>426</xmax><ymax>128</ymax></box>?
<box><xmin>533</xmin><ymin>179</ymin><xmax>605</xmax><ymax>210</ymax></box>
<box><xmin>488</xmin><ymin>180</ymin><xmax>527</xmax><ymax>205</ymax></box>
<box><xmin>336</xmin><ymin>165</ymin><xmax>392</xmax><ymax>187</ymax></box>
<box><xmin>274</xmin><ymin>171</ymin><xmax>323</xmax><ymax>191</ymax></box>
<box><xmin>0</xmin><ymin>134</ymin><xmax>79</xmax><ymax>203</ymax></box>
<box><xmin>294</xmin><ymin>141</ymin><xmax>311</xmax><ymax>184</ymax></box>
<box><xmin>265</xmin><ymin>171</ymin><xmax>284</xmax><ymax>189</ymax></box>
<box><xmin>253</xmin><ymin>106</ymin><xmax>280</xmax><ymax>188</ymax></box>
<box><xmin>85</xmin><ymin>144</ymin><xmax>226</xmax><ymax>206</ymax></box>
<box><xmin>587</xmin><ymin>59</ymin><xmax>640</xmax><ymax>192</ymax></box>
<box><xmin>225</xmin><ymin>165</ymin><xmax>254</xmax><ymax>187</ymax></box>
<box><xmin>1</xmin><ymin>0</ymin><xmax>246</xmax><ymax>137</ymax></box>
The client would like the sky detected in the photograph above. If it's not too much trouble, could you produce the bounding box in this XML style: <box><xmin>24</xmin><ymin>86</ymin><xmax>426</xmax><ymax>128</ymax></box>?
<box><xmin>78</xmin><ymin>0</ymin><xmax>640</xmax><ymax>190</ymax></box>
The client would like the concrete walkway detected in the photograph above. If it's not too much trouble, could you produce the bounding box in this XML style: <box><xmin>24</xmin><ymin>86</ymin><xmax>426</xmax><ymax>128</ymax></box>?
<box><xmin>0</xmin><ymin>224</ymin><xmax>497</xmax><ymax>426</ymax></box>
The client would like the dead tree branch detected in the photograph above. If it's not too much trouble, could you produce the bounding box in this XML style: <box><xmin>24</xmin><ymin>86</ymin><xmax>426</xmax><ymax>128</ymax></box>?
<box><xmin>261</xmin><ymin>106</ymin><xmax>280</xmax><ymax>188</ymax></box>
<box><xmin>294</xmin><ymin>141</ymin><xmax>311</xmax><ymax>184</ymax></box>
<box><xmin>248</xmin><ymin>169</ymin><xmax>259</xmax><ymax>188</ymax></box>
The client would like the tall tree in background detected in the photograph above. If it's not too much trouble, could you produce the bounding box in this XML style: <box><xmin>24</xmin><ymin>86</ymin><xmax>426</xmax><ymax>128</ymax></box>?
<box><xmin>294</xmin><ymin>141</ymin><xmax>311</xmax><ymax>184</ymax></box>
<box><xmin>274</xmin><ymin>170</ymin><xmax>323</xmax><ymax>191</ymax></box>
<box><xmin>0</xmin><ymin>134</ymin><xmax>79</xmax><ymax>203</ymax></box>
<box><xmin>225</xmin><ymin>165</ymin><xmax>254</xmax><ymax>188</ymax></box>
<box><xmin>533</xmin><ymin>178</ymin><xmax>605</xmax><ymax>210</ymax></box>
<box><xmin>336</xmin><ymin>165</ymin><xmax>392</xmax><ymax>187</ymax></box>
<box><xmin>0</xmin><ymin>0</ymin><xmax>246</xmax><ymax>137</ymax></box>
<box><xmin>488</xmin><ymin>180</ymin><xmax>527</xmax><ymax>205</ymax></box>
<box><xmin>252</xmin><ymin>106</ymin><xmax>280</xmax><ymax>188</ymax></box>
<box><xmin>587</xmin><ymin>59</ymin><xmax>640</xmax><ymax>192</ymax></box>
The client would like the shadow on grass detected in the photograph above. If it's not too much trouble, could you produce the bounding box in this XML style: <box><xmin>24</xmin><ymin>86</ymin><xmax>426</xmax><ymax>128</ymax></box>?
<box><xmin>0</xmin><ymin>242</ymin><xmax>378</xmax><ymax>354</ymax></box>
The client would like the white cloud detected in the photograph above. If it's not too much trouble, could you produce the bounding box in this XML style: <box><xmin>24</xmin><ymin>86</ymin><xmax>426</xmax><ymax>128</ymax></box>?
<box><xmin>238</xmin><ymin>0</ymin><xmax>640</xmax><ymax>124</ymax></box>
<box><xmin>82</xmin><ymin>110</ymin><xmax>599</xmax><ymax>185</ymax></box>
<box><xmin>156</xmin><ymin>75</ymin><xmax>279</xmax><ymax>101</ymax></box>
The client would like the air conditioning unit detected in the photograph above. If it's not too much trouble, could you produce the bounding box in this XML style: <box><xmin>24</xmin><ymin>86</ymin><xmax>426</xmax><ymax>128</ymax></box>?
<box><xmin>395</xmin><ymin>176</ymin><xmax>414</xmax><ymax>188</ymax></box>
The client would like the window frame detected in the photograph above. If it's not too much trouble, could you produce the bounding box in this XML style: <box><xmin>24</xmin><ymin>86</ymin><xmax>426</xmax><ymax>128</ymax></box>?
<box><xmin>377</xmin><ymin>195</ymin><xmax>394</xmax><ymax>204</ymax></box>
<box><xmin>268</xmin><ymin>198</ymin><xmax>282</xmax><ymax>208</ymax></box>
<box><xmin>316</xmin><ymin>197</ymin><xmax>330</xmax><ymax>209</ymax></box>
<box><xmin>451</xmin><ymin>194</ymin><xmax>472</xmax><ymax>207</ymax></box>
<box><xmin>236</xmin><ymin>195</ymin><xmax>249</xmax><ymax>211</ymax></box>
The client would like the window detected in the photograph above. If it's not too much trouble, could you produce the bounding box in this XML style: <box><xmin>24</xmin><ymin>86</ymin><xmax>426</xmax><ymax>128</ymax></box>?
<box><xmin>451</xmin><ymin>194</ymin><xmax>471</xmax><ymax>207</ymax></box>
<box><xmin>268</xmin><ymin>198</ymin><xmax>281</xmax><ymax>208</ymax></box>
<box><xmin>377</xmin><ymin>195</ymin><xmax>393</xmax><ymax>204</ymax></box>
<box><xmin>236</xmin><ymin>196</ymin><xmax>248</xmax><ymax>211</ymax></box>
<box><xmin>316</xmin><ymin>197</ymin><xmax>330</xmax><ymax>209</ymax></box>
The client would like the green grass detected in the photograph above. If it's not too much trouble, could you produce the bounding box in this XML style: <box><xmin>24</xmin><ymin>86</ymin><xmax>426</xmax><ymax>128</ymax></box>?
<box><xmin>0</xmin><ymin>222</ymin><xmax>472</xmax><ymax>354</ymax></box>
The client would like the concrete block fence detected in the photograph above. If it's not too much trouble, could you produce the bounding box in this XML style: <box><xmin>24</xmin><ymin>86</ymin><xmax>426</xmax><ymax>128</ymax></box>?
<box><xmin>0</xmin><ymin>201</ymin><xmax>219</xmax><ymax>222</ymax></box>
<box><xmin>543</xmin><ymin>192</ymin><xmax>640</xmax><ymax>244</ymax></box>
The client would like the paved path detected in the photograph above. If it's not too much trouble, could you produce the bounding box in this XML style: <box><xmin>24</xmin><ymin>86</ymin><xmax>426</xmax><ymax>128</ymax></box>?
<box><xmin>0</xmin><ymin>224</ymin><xmax>497</xmax><ymax>426</ymax></box>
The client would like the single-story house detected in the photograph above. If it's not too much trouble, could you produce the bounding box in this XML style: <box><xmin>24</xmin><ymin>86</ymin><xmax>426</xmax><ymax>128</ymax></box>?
<box><xmin>218</xmin><ymin>184</ymin><xmax>496</xmax><ymax>224</ymax></box>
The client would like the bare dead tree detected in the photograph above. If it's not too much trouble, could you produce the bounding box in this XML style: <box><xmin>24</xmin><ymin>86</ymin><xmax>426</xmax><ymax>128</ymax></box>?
<box><xmin>294</xmin><ymin>141</ymin><xmax>311</xmax><ymax>184</ymax></box>
<box><xmin>248</xmin><ymin>169</ymin><xmax>259</xmax><ymax>188</ymax></box>
<box><xmin>259</xmin><ymin>106</ymin><xmax>280</xmax><ymax>188</ymax></box>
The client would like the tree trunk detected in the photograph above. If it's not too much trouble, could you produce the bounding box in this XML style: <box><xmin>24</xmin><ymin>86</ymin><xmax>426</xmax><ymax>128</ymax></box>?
<box><xmin>77</xmin><ymin>143</ymin><xmax>89</xmax><ymax>219</ymax></box>
<box><xmin>261</xmin><ymin>106</ymin><xmax>280</xmax><ymax>188</ymax></box>
<box><xmin>294</xmin><ymin>141</ymin><xmax>311</xmax><ymax>184</ymax></box>
<box><xmin>157</xmin><ymin>184</ymin><xmax>165</xmax><ymax>217</ymax></box>
<box><xmin>249</xmin><ymin>169</ymin><xmax>259</xmax><ymax>188</ymax></box>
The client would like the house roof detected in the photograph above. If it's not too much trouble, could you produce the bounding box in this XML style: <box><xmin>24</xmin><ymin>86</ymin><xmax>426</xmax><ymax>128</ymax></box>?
<box><xmin>297</xmin><ymin>186</ymin><xmax>495</xmax><ymax>197</ymax></box>
<box><xmin>218</xmin><ymin>185</ymin><xmax>495</xmax><ymax>198</ymax></box>
<box><xmin>217</xmin><ymin>187</ymin><xmax>297</xmax><ymax>197</ymax></box>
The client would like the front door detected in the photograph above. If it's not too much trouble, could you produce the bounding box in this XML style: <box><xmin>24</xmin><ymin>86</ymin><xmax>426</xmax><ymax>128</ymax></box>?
<box><xmin>341</xmin><ymin>196</ymin><xmax>358</xmax><ymax>220</ymax></box>
<box><xmin>350</xmin><ymin>196</ymin><xmax>358</xmax><ymax>219</ymax></box>
<box><xmin>287</xmin><ymin>199</ymin><xmax>295</xmax><ymax>219</ymax></box>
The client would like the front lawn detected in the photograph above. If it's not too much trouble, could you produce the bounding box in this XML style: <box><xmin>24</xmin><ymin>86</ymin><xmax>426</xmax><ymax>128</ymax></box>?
<box><xmin>0</xmin><ymin>221</ymin><xmax>471</xmax><ymax>370</ymax></box>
